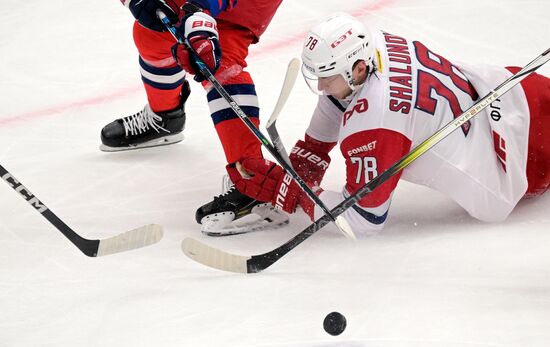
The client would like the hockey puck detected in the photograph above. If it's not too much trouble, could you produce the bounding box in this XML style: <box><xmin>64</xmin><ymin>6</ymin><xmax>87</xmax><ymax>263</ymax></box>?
<box><xmin>323</xmin><ymin>311</ymin><xmax>346</xmax><ymax>336</ymax></box>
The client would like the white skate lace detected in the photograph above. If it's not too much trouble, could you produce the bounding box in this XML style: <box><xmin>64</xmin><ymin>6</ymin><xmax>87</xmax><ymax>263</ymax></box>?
<box><xmin>213</xmin><ymin>187</ymin><xmax>234</xmax><ymax>203</ymax></box>
<box><xmin>122</xmin><ymin>106</ymin><xmax>169</xmax><ymax>136</ymax></box>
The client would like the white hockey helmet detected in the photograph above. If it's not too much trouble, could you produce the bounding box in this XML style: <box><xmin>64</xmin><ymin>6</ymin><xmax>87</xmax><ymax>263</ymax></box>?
<box><xmin>301</xmin><ymin>13</ymin><xmax>374</xmax><ymax>95</ymax></box>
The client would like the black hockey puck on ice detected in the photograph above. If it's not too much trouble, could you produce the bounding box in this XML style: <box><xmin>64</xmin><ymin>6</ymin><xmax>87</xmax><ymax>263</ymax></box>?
<box><xmin>323</xmin><ymin>311</ymin><xmax>347</xmax><ymax>336</ymax></box>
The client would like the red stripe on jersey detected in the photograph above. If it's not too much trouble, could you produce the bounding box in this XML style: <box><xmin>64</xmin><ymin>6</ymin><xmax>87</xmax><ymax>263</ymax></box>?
<box><xmin>492</xmin><ymin>131</ymin><xmax>507</xmax><ymax>172</ymax></box>
<box><xmin>340</xmin><ymin>128</ymin><xmax>411</xmax><ymax>208</ymax></box>
<box><xmin>506</xmin><ymin>67</ymin><xmax>550</xmax><ymax>197</ymax></box>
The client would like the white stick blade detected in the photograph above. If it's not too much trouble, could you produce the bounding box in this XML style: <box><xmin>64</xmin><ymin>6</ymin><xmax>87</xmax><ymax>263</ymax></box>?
<box><xmin>182</xmin><ymin>238</ymin><xmax>251</xmax><ymax>273</ymax></box>
<box><xmin>96</xmin><ymin>224</ymin><xmax>163</xmax><ymax>256</ymax></box>
<box><xmin>335</xmin><ymin>216</ymin><xmax>357</xmax><ymax>240</ymax></box>
<box><xmin>266</xmin><ymin>58</ymin><xmax>300</xmax><ymax>128</ymax></box>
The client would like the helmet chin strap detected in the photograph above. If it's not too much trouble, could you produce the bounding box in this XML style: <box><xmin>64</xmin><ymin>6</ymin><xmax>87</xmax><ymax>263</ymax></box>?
<box><xmin>343</xmin><ymin>62</ymin><xmax>375</xmax><ymax>100</ymax></box>
<box><xmin>342</xmin><ymin>81</ymin><xmax>362</xmax><ymax>102</ymax></box>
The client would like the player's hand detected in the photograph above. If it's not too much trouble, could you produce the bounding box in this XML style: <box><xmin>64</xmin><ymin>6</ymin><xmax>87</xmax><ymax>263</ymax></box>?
<box><xmin>125</xmin><ymin>0</ymin><xmax>180</xmax><ymax>32</ymax></box>
<box><xmin>226</xmin><ymin>157</ymin><xmax>320</xmax><ymax>215</ymax></box>
<box><xmin>290</xmin><ymin>135</ymin><xmax>335</xmax><ymax>186</ymax></box>
<box><xmin>171</xmin><ymin>11</ymin><xmax>221</xmax><ymax>82</ymax></box>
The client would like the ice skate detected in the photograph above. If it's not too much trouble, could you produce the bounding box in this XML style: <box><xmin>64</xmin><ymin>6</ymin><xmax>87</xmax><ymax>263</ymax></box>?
<box><xmin>100</xmin><ymin>81</ymin><xmax>190</xmax><ymax>152</ymax></box>
<box><xmin>196</xmin><ymin>185</ymin><xmax>289</xmax><ymax>236</ymax></box>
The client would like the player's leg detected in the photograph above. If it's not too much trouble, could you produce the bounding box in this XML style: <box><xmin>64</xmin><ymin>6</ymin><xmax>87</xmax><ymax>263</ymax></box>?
<box><xmin>508</xmin><ymin>67</ymin><xmax>550</xmax><ymax>197</ymax></box>
<box><xmin>204</xmin><ymin>23</ymin><xmax>262</xmax><ymax>164</ymax></box>
<box><xmin>100</xmin><ymin>22</ymin><xmax>190</xmax><ymax>151</ymax></box>
<box><xmin>195</xmin><ymin>22</ymin><xmax>286</xmax><ymax>234</ymax></box>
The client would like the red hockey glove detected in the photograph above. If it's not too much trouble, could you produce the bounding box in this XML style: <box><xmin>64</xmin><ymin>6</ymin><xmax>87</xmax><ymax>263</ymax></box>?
<box><xmin>171</xmin><ymin>11</ymin><xmax>221</xmax><ymax>82</ymax></box>
<box><xmin>226</xmin><ymin>157</ymin><xmax>320</xmax><ymax>216</ymax></box>
<box><xmin>289</xmin><ymin>135</ymin><xmax>336</xmax><ymax>186</ymax></box>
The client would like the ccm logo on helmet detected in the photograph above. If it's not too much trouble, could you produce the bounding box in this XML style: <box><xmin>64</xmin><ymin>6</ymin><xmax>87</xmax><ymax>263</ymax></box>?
<box><xmin>331</xmin><ymin>28</ymin><xmax>353</xmax><ymax>48</ymax></box>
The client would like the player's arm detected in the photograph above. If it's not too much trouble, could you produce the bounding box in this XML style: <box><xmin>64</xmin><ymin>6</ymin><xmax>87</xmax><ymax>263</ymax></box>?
<box><xmin>289</xmin><ymin>96</ymin><xmax>342</xmax><ymax>186</ymax></box>
<box><xmin>313</xmin><ymin>128</ymin><xmax>412</xmax><ymax>235</ymax></box>
<box><xmin>186</xmin><ymin>0</ymin><xmax>236</xmax><ymax>17</ymax></box>
<box><xmin>224</xmin><ymin>96</ymin><xmax>342</xmax><ymax>217</ymax></box>
<box><xmin>121</xmin><ymin>0</ymin><xmax>182</xmax><ymax>32</ymax></box>
<box><xmin>290</xmin><ymin>134</ymin><xmax>336</xmax><ymax>187</ymax></box>
<box><xmin>225</xmin><ymin>127</ymin><xmax>411</xmax><ymax>236</ymax></box>
<box><xmin>170</xmin><ymin>1</ymin><xmax>237</xmax><ymax>81</ymax></box>
<box><xmin>120</xmin><ymin>0</ymin><xmax>232</xmax><ymax>80</ymax></box>
<box><xmin>120</xmin><ymin>0</ymin><xmax>236</xmax><ymax>32</ymax></box>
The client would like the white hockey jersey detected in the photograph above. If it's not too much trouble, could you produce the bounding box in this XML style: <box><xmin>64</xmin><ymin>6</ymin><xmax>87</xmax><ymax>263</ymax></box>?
<box><xmin>306</xmin><ymin>30</ymin><xmax>531</xmax><ymax>236</ymax></box>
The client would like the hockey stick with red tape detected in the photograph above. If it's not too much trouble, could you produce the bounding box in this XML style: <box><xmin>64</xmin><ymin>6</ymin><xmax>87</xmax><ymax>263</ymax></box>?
<box><xmin>158</xmin><ymin>11</ymin><xmax>356</xmax><ymax>240</ymax></box>
<box><xmin>181</xmin><ymin>47</ymin><xmax>550</xmax><ymax>273</ymax></box>
<box><xmin>0</xmin><ymin>164</ymin><xmax>163</xmax><ymax>257</ymax></box>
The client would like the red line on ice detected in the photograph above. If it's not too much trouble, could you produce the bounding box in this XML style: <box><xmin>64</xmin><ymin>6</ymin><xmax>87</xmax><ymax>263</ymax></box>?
<box><xmin>0</xmin><ymin>86</ymin><xmax>142</xmax><ymax>127</ymax></box>
<box><xmin>0</xmin><ymin>0</ymin><xmax>393</xmax><ymax>128</ymax></box>
<box><xmin>251</xmin><ymin>0</ymin><xmax>395</xmax><ymax>58</ymax></box>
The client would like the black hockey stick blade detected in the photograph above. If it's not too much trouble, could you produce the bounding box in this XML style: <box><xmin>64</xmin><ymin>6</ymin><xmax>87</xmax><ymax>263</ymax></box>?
<box><xmin>1</xmin><ymin>164</ymin><xmax>163</xmax><ymax>257</ymax></box>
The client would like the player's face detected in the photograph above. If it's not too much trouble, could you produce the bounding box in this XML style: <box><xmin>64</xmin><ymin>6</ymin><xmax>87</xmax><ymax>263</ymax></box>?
<box><xmin>317</xmin><ymin>74</ymin><xmax>352</xmax><ymax>100</ymax></box>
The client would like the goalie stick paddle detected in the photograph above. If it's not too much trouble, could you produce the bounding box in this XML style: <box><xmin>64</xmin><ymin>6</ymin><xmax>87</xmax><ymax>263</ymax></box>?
<box><xmin>0</xmin><ymin>164</ymin><xmax>163</xmax><ymax>257</ymax></box>
<box><xmin>159</xmin><ymin>12</ymin><xmax>356</xmax><ymax>240</ymax></box>
<box><xmin>181</xmin><ymin>48</ymin><xmax>550</xmax><ymax>273</ymax></box>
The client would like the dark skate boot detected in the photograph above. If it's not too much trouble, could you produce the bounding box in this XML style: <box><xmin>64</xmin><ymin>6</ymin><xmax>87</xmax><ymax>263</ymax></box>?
<box><xmin>196</xmin><ymin>186</ymin><xmax>289</xmax><ymax>236</ymax></box>
<box><xmin>100</xmin><ymin>81</ymin><xmax>191</xmax><ymax>152</ymax></box>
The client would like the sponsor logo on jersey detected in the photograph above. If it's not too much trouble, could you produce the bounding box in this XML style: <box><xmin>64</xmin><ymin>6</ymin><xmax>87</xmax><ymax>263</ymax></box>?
<box><xmin>343</xmin><ymin>98</ymin><xmax>369</xmax><ymax>126</ymax></box>
<box><xmin>489</xmin><ymin>98</ymin><xmax>503</xmax><ymax>121</ymax></box>
<box><xmin>347</xmin><ymin>140</ymin><xmax>377</xmax><ymax>156</ymax></box>
<box><xmin>492</xmin><ymin>131</ymin><xmax>507</xmax><ymax>172</ymax></box>
<box><xmin>1</xmin><ymin>173</ymin><xmax>48</xmax><ymax>213</ymax></box>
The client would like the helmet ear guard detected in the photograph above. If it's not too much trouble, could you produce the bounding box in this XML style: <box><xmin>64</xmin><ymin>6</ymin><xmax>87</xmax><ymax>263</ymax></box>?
<box><xmin>301</xmin><ymin>13</ymin><xmax>374</xmax><ymax>95</ymax></box>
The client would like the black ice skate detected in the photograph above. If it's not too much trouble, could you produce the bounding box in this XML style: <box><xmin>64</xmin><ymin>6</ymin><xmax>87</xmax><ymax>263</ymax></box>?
<box><xmin>196</xmin><ymin>186</ymin><xmax>289</xmax><ymax>236</ymax></box>
<box><xmin>100</xmin><ymin>81</ymin><xmax>190</xmax><ymax>152</ymax></box>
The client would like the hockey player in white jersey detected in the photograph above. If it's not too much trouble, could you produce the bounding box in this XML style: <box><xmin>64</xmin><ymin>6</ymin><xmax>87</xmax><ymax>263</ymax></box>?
<box><xmin>226</xmin><ymin>13</ymin><xmax>550</xmax><ymax>236</ymax></box>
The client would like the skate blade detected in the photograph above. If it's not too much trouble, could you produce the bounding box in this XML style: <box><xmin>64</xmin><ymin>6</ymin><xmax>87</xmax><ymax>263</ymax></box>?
<box><xmin>99</xmin><ymin>133</ymin><xmax>184</xmax><ymax>152</ymax></box>
<box><xmin>201</xmin><ymin>205</ymin><xmax>289</xmax><ymax>237</ymax></box>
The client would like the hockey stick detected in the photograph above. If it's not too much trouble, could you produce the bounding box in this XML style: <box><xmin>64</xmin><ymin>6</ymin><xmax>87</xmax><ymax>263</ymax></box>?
<box><xmin>181</xmin><ymin>48</ymin><xmax>550</xmax><ymax>273</ymax></box>
<box><xmin>218</xmin><ymin>59</ymin><xmax>299</xmax><ymax>194</ymax></box>
<box><xmin>0</xmin><ymin>164</ymin><xmax>163</xmax><ymax>257</ymax></box>
<box><xmin>264</xmin><ymin>60</ymin><xmax>354</xmax><ymax>238</ymax></box>
<box><xmin>158</xmin><ymin>12</ymin><xmax>355</xmax><ymax>240</ymax></box>
<box><xmin>265</xmin><ymin>58</ymin><xmax>300</xmax><ymax>166</ymax></box>
<box><xmin>202</xmin><ymin>59</ymin><xmax>299</xmax><ymax>236</ymax></box>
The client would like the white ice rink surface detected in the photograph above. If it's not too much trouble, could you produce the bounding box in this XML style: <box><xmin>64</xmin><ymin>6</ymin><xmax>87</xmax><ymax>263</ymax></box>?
<box><xmin>1</xmin><ymin>0</ymin><xmax>550</xmax><ymax>346</ymax></box>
